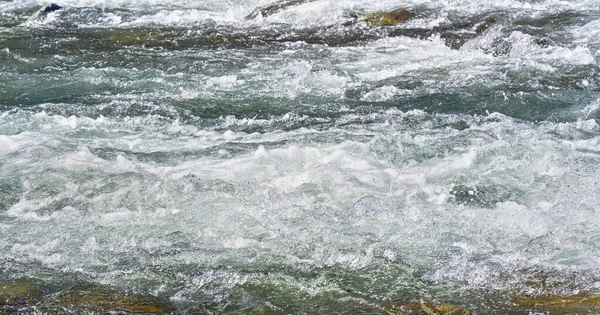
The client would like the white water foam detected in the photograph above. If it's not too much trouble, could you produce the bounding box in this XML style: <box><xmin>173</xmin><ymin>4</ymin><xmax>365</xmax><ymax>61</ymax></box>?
<box><xmin>4</xmin><ymin>0</ymin><xmax>599</xmax><ymax>29</ymax></box>
<box><xmin>2</xmin><ymin>0</ymin><xmax>600</xmax><ymax>306</ymax></box>
<box><xmin>2</xmin><ymin>110</ymin><xmax>600</xmax><ymax>295</ymax></box>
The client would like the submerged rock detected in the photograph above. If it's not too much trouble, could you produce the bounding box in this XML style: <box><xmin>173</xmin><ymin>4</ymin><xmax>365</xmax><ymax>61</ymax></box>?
<box><xmin>512</xmin><ymin>291</ymin><xmax>600</xmax><ymax>314</ymax></box>
<box><xmin>215</xmin><ymin>298</ymin><xmax>472</xmax><ymax>315</ymax></box>
<box><xmin>449</xmin><ymin>184</ymin><xmax>519</xmax><ymax>208</ymax></box>
<box><xmin>43</xmin><ymin>3</ymin><xmax>62</xmax><ymax>13</ymax></box>
<box><xmin>383</xmin><ymin>290</ymin><xmax>600</xmax><ymax>314</ymax></box>
<box><xmin>106</xmin><ymin>28</ymin><xmax>171</xmax><ymax>45</ymax></box>
<box><xmin>363</xmin><ymin>8</ymin><xmax>412</xmax><ymax>27</ymax></box>
<box><xmin>245</xmin><ymin>0</ymin><xmax>314</xmax><ymax>19</ymax></box>
<box><xmin>245</xmin><ymin>0</ymin><xmax>411</xmax><ymax>27</ymax></box>
<box><xmin>41</xmin><ymin>283</ymin><xmax>176</xmax><ymax>314</ymax></box>
<box><xmin>0</xmin><ymin>279</ymin><xmax>46</xmax><ymax>306</ymax></box>
<box><xmin>382</xmin><ymin>300</ymin><xmax>471</xmax><ymax>315</ymax></box>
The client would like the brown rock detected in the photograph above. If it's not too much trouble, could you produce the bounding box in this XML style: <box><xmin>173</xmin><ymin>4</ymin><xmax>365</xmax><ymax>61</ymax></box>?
<box><xmin>364</xmin><ymin>8</ymin><xmax>411</xmax><ymax>27</ymax></box>
<box><xmin>0</xmin><ymin>279</ymin><xmax>45</xmax><ymax>306</ymax></box>
<box><xmin>390</xmin><ymin>300</ymin><xmax>472</xmax><ymax>315</ymax></box>
<box><xmin>512</xmin><ymin>291</ymin><xmax>600</xmax><ymax>314</ymax></box>
<box><xmin>41</xmin><ymin>284</ymin><xmax>176</xmax><ymax>314</ymax></box>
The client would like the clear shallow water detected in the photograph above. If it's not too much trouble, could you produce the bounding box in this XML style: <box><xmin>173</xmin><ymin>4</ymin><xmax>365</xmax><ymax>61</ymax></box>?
<box><xmin>1</xmin><ymin>0</ymin><xmax>600</xmax><ymax>313</ymax></box>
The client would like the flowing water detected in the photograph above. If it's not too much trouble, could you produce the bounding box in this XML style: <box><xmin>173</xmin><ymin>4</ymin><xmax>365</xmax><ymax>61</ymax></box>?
<box><xmin>1</xmin><ymin>0</ymin><xmax>600</xmax><ymax>313</ymax></box>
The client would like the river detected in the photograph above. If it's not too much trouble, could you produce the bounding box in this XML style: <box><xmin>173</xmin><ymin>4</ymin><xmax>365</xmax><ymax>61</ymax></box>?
<box><xmin>1</xmin><ymin>0</ymin><xmax>600</xmax><ymax>313</ymax></box>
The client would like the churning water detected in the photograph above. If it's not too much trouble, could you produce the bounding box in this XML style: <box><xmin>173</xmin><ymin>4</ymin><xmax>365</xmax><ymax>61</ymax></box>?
<box><xmin>1</xmin><ymin>0</ymin><xmax>600</xmax><ymax>313</ymax></box>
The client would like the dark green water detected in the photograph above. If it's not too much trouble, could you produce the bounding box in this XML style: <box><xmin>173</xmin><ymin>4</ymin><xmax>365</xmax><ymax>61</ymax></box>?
<box><xmin>1</xmin><ymin>0</ymin><xmax>600</xmax><ymax>313</ymax></box>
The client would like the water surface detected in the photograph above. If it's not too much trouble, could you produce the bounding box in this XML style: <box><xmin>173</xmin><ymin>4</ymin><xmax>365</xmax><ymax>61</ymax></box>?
<box><xmin>1</xmin><ymin>0</ymin><xmax>600</xmax><ymax>313</ymax></box>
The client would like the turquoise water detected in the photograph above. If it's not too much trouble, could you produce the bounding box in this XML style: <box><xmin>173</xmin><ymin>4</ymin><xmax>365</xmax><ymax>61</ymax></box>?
<box><xmin>1</xmin><ymin>0</ymin><xmax>600</xmax><ymax>313</ymax></box>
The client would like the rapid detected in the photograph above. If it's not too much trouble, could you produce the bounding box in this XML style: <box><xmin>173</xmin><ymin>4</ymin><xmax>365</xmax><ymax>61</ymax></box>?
<box><xmin>1</xmin><ymin>0</ymin><xmax>600</xmax><ymax>313</ymax></box>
